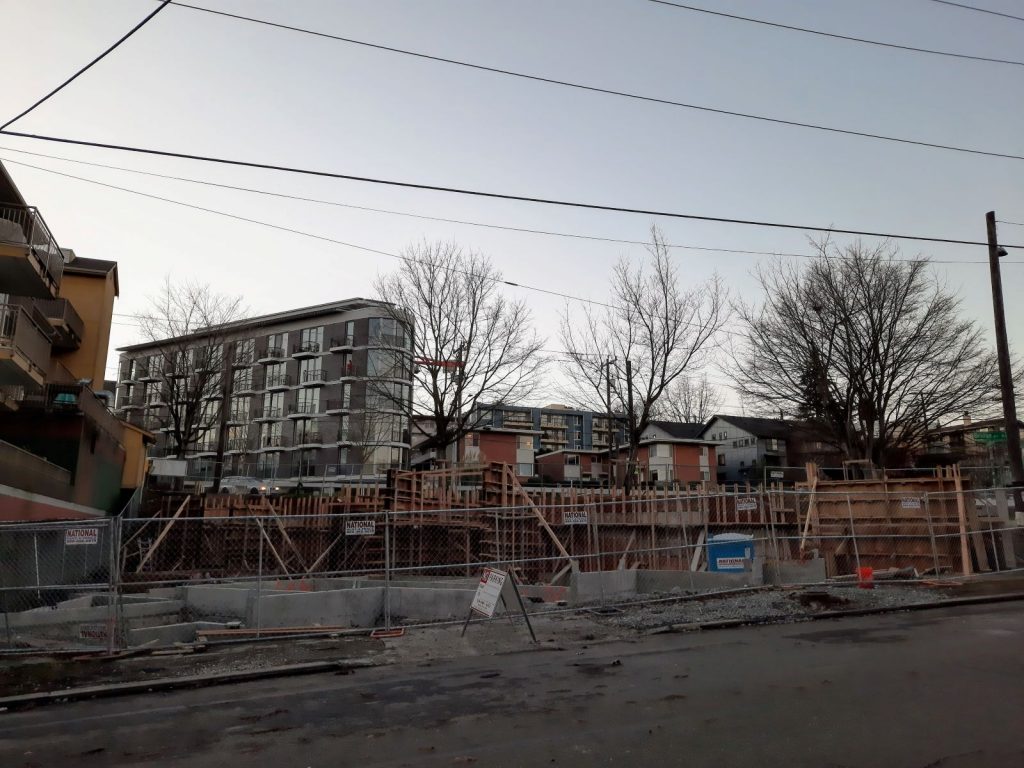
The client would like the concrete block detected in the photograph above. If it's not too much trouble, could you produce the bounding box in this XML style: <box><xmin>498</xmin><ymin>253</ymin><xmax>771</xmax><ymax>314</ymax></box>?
<box><xmin>128</xmin><ymin>621</ymin><xmax>228</xmax><ymax>647</ymax></box>
<box><xmin>184</xmin><ymin>586</ymin><xmax>254</xmax><ymax>620</ymax></box>
<box><xmin>637</xmin><ymin>570</ymin><xmax>760</xmax><ymax>593</ymax></box>
<box><xmin>8</xmin><ymin>599</ymin><xmax>182</xmax><ymax>629</ymax></box>
<box><xmin>569</xmin><ymin>568</ymin><xmax>637</xmax><ymax>605</ymax></box>
<box><xmin>764</xmin><ymin>559</ymin><xmax>827</xmax><ymax>585</ymax></box>
<box><xmin>257</xmin><ymin>588</ymin><xmax>384</xmax><ymax>629</ymax></box>
<box><xmin>386</xmin><ymin>587</ymin><xmax>481</xmax><ymax>622</ymax></box>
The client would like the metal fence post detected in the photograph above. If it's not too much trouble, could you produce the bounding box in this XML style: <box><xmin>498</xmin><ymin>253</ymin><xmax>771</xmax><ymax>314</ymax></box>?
<box><xmin>255</xmin><ymin>523</ymin><xmax>263</xmax><ymax>639</ymax></box>
<box><xmin>923</xmin><ymin>492</ymin><xmax>940</xmax><ymax>576</ymax></box>
<box><xmin>107</xmin><ymin>517</ymin><xmax>119</xmax><ymax>653</ymax></box>
<box><xmin>845</xmin><ymin>494</ymin><xmax>861</xmax><ymax>576</ymax></box>
<box><xmin>384</xmin><ymin>508</ymin><xmax>391</xmax><ymax>631</ymax></box>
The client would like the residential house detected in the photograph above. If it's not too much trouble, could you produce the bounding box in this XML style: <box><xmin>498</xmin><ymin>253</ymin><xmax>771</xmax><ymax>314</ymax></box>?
<box><xmin>536</xmin><ymin>449</ymin><xmax>606</xmax><ymax>484</ymax></box>
<box><xmin>921</xmin><ymin>415</ymin><xmax>1024</xmax><ymax>486</ymax></box>
<box><xmin>700</xmin><ymin>415</ymin><xmax>842</xmax><ymax>484</ymax></box>
<box><xmin>471</xmin><ymin>403</ymin><xmax>627</xmax><ymax>454</ymax></box>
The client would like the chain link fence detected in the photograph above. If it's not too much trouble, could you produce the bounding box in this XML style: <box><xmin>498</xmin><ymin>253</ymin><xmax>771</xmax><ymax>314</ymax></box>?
<box><xmin>2</xmin><ymin>485</ymin><xmax>1021</xmax><ymax>653</ymax></box>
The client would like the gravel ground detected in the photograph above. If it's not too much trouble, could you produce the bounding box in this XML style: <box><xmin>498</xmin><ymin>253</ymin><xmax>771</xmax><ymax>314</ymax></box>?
<box><xmin>593</xmin><ymin>584</ymin><xmax>946</xmax><ymax>631</ymax></box>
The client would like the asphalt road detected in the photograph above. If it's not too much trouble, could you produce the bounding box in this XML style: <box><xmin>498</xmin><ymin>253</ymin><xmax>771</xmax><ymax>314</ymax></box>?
<box><xmin>1</xmin><ymin>603</ymin><xmax>1022</xmax><ymax>767</ymax></box>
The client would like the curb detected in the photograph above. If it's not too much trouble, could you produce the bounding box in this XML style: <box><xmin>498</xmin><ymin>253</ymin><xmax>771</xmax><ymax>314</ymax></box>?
<box><xmin>3</xmin><ymin>592</ymin><xmax>1023</xmax><ymax>712</ymax></box>
<box><xmin>0</xmin><ymin>658</ymin><xmax>378</xmax><ymax>712</ymax></box>
<box><xmin>644</xmin><ymin>591</ymin><xmax>1024</xmax><ymax>635</ymax></box>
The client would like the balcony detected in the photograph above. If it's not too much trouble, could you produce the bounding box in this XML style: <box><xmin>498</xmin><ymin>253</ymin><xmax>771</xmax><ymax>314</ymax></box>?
<box><xmin>194</xmin><ymin>439</ymin><xmax>219</xmax><ymax>455</ymax></box>
<box><xmin>255</xmin><ymin>407</ymin><xmax>283</xmax><ymax>422</ymax></box>
<box><xmin>288</xmin><ymin>401</ymin><xmax>323</xmax><ymax>418</ymax></box>
<box><xmin>138</xmin><ymin>364</ymin><xmax>160</xmax><ymax>383</ymax></box>
<box><xmin>226</xmin><ymin>437</ymin><xmax>254</xmax><ymax>453</ymax></box>
<box><xmin>292</xmin><ymin>341</ymin><xmax>320</xmax><ymax>358</ymax></box>
<box><xmin>259</xmin><ymin>434</ymin><xmax>288</xmax><ymax>450</ymax></box>
<box><xmin>233</xmin><ymin>375</ymin><xmax>258</xmax><ymax>394</ymax></box>
<box><xmin>265</xmin><ymin>372</ymin><xmax>291</xmax><ymax>390</ymax></box>
<box><xmin>257</xmin><ymin>346</ymin><xmax>286</xmax><ymax>364</ymax></box>
<box><xmin>329</xmin><ymin>334</ymin><xmax>354</xmax><ymax>352</ymax></box>
<box><xmin>292</xmin><ymin>431</ymin><xmax>324</xmax><ymax>449</ymax></box>
<box><xmin>227</xmin><ymin>409</ymin><xmax>251</xmax><ymax>425</ymax></box>
<box><xmin>231</xmin><ymin>349</ymin><xmax>254</xmax><ymax>367</ymax></box>
<box><xmin>0</xmin><ymin>304</ymin><xmax>51</xmax><ymax>388</ymax></box>
<box><xmin>119</xmin><ymin>395</ymin><xmax>144</xmax><ymax>411</ymax></box>
<box><xmin>34</xmin><ymin>297</ymin><xmax>83</xmax><ymax>351</ymax></box>
<box><xmin>0</xmin><ymin>205</ymin><xmax>64</xmax><ymax>299</ymax></box>
<box><xmin>300</xmin><ymin>368</ymin><xmax>326</xmax><ymax>386</ymax></box>
<box><xmin>324</xmin><ymin>398</ymin><xmax>350</xmax><ymax>414</ymax></box>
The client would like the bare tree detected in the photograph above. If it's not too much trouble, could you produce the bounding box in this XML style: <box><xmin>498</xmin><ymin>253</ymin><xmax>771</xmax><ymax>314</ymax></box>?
<box><xmin>560</xmin><ymin>226</ymin><xmax>728</xmax><ymax>483</ymax></box>
<box><xmin>137</xmin><ymin>278</ymin><xmax>246</xmax><ymax>459</ymax></box>
<box><xmin>374</xmin><ymin>241</ymin><xmax>546</xmax><ymax>455</ymax></box>
<box><xmin>734</xmin><ymin>240</ymin><xmax>999</xmax><ymax>467</ymax></box>
<box><xmin>651</xmin><ymin>374</ymin><xmax>722</xmax><ymax>424</ymax></box>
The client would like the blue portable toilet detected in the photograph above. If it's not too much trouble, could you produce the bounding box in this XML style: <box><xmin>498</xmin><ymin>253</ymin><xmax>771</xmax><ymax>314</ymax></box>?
<box><xmin>707</xmin><ymin>533</ymin><xmax>755</xmax><ymax>572</ymax></box>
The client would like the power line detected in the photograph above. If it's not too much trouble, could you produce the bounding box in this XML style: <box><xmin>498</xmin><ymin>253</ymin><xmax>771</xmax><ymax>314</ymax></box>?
<box><xmin>4</xmin><ymin>144</ymin><xmax>1015</xmax><ymax>264</ymax></box>
<box><xmin>997</xmin><ymin>219</ymin><xmax>1024</xmax><ymax>227</ymax></box>
<box><xmin>148</xmin><ymin>1</ymin><xmax>1024</xmax><ymax>163</ymax></box>
<box><xmin>1</xmin><ymin>1</ymin><xmax>171</xmax><ymax>130</ymax></box>
<box><xmin>0</xmin><ymin>155</ymin><xmax>623</xmax><ymax>312</ymax></box>
<box><xmin>0</xmin><ymin>132</ymin><xmax>1019</xmax><ymax>249</ymax></box>
<box><xmin>925</xmin><ymin>0</ymin><xmax>1024</xmax><ymax>23</ymax></box>
<box><xmin>646</xmin><ymin>0</ymin><xmax>1024</xmax><ymax>67</ymax></box>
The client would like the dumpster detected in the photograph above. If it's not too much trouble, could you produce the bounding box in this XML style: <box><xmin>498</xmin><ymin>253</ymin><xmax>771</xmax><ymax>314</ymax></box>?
<box><xmin>707</xmin><ymin>533</ymin><xmax>755</xmax><ymax>572</ymax></box>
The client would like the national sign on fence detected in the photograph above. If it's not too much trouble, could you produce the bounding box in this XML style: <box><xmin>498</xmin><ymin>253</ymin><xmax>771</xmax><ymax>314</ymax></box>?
<box><xmin>563</xmin><ymin>510</ymin><xmax>589</xmax><ymax>525</ymax></box>
<box><xmin>65</xmin><ymin>527</ymin><xmax>99</xmax><ymax>546</ymax></box>
<box><xmin>345</xmin><ymin>520</ymin><xmax>376</xmax><ymax>536</ymax></box>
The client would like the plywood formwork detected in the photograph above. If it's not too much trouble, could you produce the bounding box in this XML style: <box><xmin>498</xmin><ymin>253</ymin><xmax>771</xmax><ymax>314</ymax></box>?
<box><xmin>795</xmin><ymin>464</ymin><xmax>984</xmax><ymax>577</ymax></box>
<box><xmin>133</xmin><ymin>463</ymin><xmax>801</xmax><ymax>584</ymax></box>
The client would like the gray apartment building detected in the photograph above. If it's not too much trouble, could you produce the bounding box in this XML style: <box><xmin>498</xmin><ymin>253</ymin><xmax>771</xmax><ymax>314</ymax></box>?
<box><xmin>471</xmin><ymin>403</ymin><xmax>627</xmax><ymax>455</ymax></box>
<box><xmin>116</xmin><ymin>299</ymin><xmax>413</xmax><ymax>483</ymax></box>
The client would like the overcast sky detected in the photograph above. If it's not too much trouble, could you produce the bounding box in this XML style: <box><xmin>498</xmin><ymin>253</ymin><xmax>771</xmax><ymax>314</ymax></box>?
<box><xmin>1</xmin><ymin>0</ymin><xmax>1022</xmax><ymax>410</ymax></box>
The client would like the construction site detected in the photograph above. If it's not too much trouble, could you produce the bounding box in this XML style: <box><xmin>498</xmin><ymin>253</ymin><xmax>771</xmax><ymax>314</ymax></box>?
<box><xmin>2</xmin><ymin>462</ymin><xmax>1022</xmax><ymax>652</ymax></box>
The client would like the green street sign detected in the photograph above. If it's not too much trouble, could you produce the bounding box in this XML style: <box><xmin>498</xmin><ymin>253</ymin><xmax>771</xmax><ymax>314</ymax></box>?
<box><xmin>973</xmin><ymin>431</ymin><xmax>1007</xmax><ymax>443</ymax></box>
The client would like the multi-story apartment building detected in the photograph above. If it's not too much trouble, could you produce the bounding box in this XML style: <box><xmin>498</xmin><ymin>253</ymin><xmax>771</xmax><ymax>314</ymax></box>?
<box><xmin>116</xmin><ymin>300</ymin><xmax>413</xmax><ymax>484</ymax></box>
<box><xmin>0</xmin><ymin>160</ymin><xmax>151</xmax><ymax>520</ymax></box>
<box><xmin>472</xmin><ymin>403</ymin><xmax>627</xmax><ymax>455</ymax></box>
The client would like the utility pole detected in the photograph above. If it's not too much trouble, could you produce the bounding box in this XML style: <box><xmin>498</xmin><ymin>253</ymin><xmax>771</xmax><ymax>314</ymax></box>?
<box><xmin>606</xmin><ymin>358</ymin><xmax>616</xmax><ymax>490</ymax></box>
<box><xmin>211</xmin><ymin>340</ymin><xmax>235</xmax><ymax>493</ymax></box>
<box><xmin>986</xmin><ymin>211</ymin><xmax>1024</xmax><ymax>508</ymax></box>
<box><xmin>625</xmin><ymin>359</ymin><xmax>635</xmax><ymax>492</ymax></box>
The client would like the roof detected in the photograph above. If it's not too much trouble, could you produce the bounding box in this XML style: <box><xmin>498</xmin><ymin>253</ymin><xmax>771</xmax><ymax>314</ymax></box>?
<box><xmin>930</xmin><ymin>417</ymin><xmax>1024</xmax><ymax>436</ymax></box>
<box><xmin>536</xmin><ymin>448</ymin><xmax>606</xmax><ymax>458</ymax></box>
<box><xmin>704</xmin><ymin>414</ymin><xmax>805</xmax><ymax>440</ymax></box>
<box><xmin>63</xmin><ymin>253</ymin><xmax>120</xmax><ymax>296</ymax></box>
<box><xmin>118</xmin><ymin>297</ymin><xmax>393</xmax><ymax>352</ymax></box>
<box><xmin>638</xmin><ymin>437</ymin><xmax>719</xmax><ymax>447</ymax></box>
<box><xmin>646</xmin><ymin>420</ymin><xmax>705</xmax><ymax>439</ymax></box>
<box><xmin>474</xmin><ymin>426</ymin><xmax>542</xmax><ymax>436</ymax></box>
<box><xmin>0</xmin><ymin>160</ymin><xmax>28</xmax><ymax>207</ymax></box>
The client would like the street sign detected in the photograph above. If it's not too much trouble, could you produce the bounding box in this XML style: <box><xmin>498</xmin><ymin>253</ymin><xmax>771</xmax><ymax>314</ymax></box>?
<box><xmin>470</xmin><ymin>567</ymin><xmax>508</xmax><ymax>618</ymax></box>
<box><xmin>65</xmin><ymin>527</ymin><xmax>99</xmax><ymax>546</ymax></box>
<box><xmin>563</xmin><ymin>510</ymin><xmax>589</xmax><ymax>525</ymax></box>
<box><xmin>345</xmin><ymin>520</ymin><xmax>376</xmax><ymax>536</ymax></box>
<box><xmin>973</xmin><ymin>431</ymin><xmax>1007</xmax><ymax>443</ymax></box>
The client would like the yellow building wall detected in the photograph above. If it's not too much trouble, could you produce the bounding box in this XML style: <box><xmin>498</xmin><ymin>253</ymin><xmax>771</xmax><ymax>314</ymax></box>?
<box><xmin>55</xmin><ymin>270</ymin><xmax>116</xmax><ymax>387</ymax></box>
<box><xmin>120</xmin><ymin>423</ymin><xmax>151</xmax><ymax>489</ymax></box>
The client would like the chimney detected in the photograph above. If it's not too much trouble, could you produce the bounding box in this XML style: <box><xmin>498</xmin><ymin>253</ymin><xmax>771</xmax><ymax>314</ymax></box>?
<box><xmin>963</xmin><ymin>412</ymin><xmax>971</xmax><ymax>427</ymax></box>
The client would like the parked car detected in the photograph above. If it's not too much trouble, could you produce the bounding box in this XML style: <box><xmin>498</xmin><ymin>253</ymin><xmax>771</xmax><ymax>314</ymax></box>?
<box><xmin>219</xmin><ymin>476</ymin><xmax>281</xmax><ymax>495</ymax></box>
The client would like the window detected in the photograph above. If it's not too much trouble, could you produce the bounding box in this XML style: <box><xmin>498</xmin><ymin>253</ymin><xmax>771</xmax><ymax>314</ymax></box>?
<box><xmin>517</xmin><ymin>435</ymin><xmax>533</xmax><ymax>450</ymax></box>
<box><xmin>294</xmin><ymin>419</ymin><xmax>321</xmax><ymax>444</ymax></box>
<box><xmin>266</xmin><ymin>332</ymin><xmax>287</xmax><ymax>356</ymax></box>
<box><xmin>517</xmin><ymin>463</ymin><xmax>534</xmax><ymax>477</ymax></box>
<box><xmin>337</xmin><ymin>352</ymin><xmax>354</xmax><ymax>377</ymax></box>
<box><xmin>296</xmin><ymin>388</ymin><xmax>320</xmax><ymax>414</ymax></box>
<box><xmin>701</xmin><ymin>470</ymin><xmax>711</xmax><ymax>481</ymax></box>
<box><xmin>230</xmin><ymin>395</ymin><xmax>251</xmax><ymax>421</ymax></box>
<box><xmin>260</xmin><ymin>421</ymin><xmax>283</xmax><ymax>447</ymax></box>
<box><xmin>265</xmin><ymin>362</ymin><xmax>288</xmax><ymax>387</ymax></box>
<box><xmin>651</xmin><ymin>443</ymin><xmax>670</xmax><ymax>458</ymax></box>
<box><xmin>566</xmin><ymin>455</ymin><xmax>580</xmax><ymax>466</ymax></box>
<box><xmin>700</xmin><ymin>446</ymin><xmax>708</xmax><ymax>458</ymax></box>
<box><xmin>256</xmin><ymin>452</ymin><xmax>280</xmax><ymax>476</ymax></box>
<box><xmin>367</xmin><ymin>349</ymin><xmax>409</xmax><ymax>379</ymax></box>
<box><xmin>232</xmin><ymin>368</ymin><xmax>253</xmax><ymax>391</ymax></box>
<box><xmin>299</xmin><ymin>357</ymin><xmax>323</xmax><ymax>382</ymax></box>
<box><xmin>339</xmin><ymin>414</ymin><xmax>351</xmax><ymax>442</ymax></box>
<box><xmin>262</xmin><ymin>390</ymin><xmax>284</xmax><ymax>417</ymax></box>
<box><xmin>718</xmin><ymin>453</ymin><xmax>726</xmax><ymax>466</ymax></box>
<box><xmin>227</xmin><ymin>425</ymin><xmax>249</xmax><ymax>450</ymax></box>
<box><xmin>299</xmin><ymin>326</ymin><xmax>323</xmax><ymax>352</ymax></box>
<box><xmin>366</xmin><ymin>381</ymin><xmax>408</xmax><ymax>410</ymax></box>
<box><xmin>368</xmin><ymin>317</ymin><xmax>410</xmax><ymax>348</ymax></box>
<box><xmin>466</xmin><ymin>432</ymin><xmax>480</xmax><ymax>447</ymax></box>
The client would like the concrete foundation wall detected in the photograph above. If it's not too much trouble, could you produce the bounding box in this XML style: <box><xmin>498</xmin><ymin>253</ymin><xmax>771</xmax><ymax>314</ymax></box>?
<box><xmin>8</xmin><ymin>598</ymin><xmax>182</xmax><ymax>629</ymax></box>
<box><xmin>569</xmin><ymin>569</ymin><xmax>638</xmax><ymax>605</ymax></box>
<box><xmin>764</xmin><ymin>559</ymin><xmax>827</xmax><ymax>585</ymax></box>
<box><xmin>128</xmin><ymin>621</ymin><xmax>227</xmax><ymax>647</ymax></box>
<box><xmin>636</xmin><ymin>569</ymin><xmax>761</xmax><ymax>593</ymax></box>
<box><xmin>257</xmin><ymin>588</ymin><xmax>385</xmax><ymax>629</ymax></box>
<box><xmin>387</xmin><ymin>587</ymin><xmax>482</xmax><ymax>622</ymax></box>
